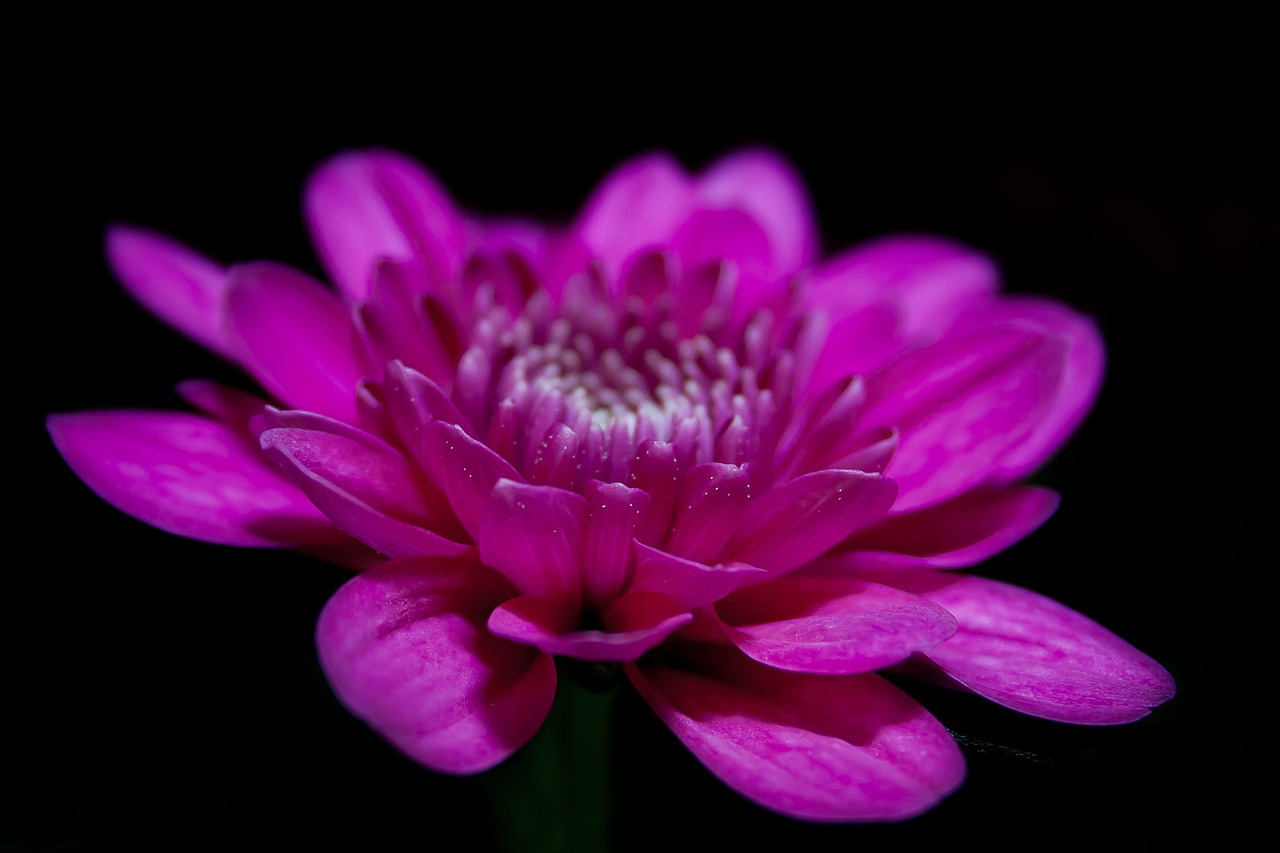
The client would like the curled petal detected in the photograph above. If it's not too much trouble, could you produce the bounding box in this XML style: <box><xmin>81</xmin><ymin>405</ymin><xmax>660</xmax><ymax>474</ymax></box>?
<box><xmin>105</xmin><ymin>225</ymin><xmax>234</xmax><ymax>360</ymax></box>
<box><xmin>47</xmin><ymin>411</ymin><xmax>344</xmax><ymax>547</ymax></box>
<box><xmin>630</xmin><ymin>542</ymin><xmax>764</xmax><ymax>609</ymax></box>
<box><xmin>421</xmin><ymin>421</ymin><xmax>523</xmax><ymax>540</ymax></box>
<box><xmin>488</xmin><ymin>592</ymin><xmax>691</xmax><ymax>661</ymax></box>
<box><xmin>317</xmin><ymin>556</ymin><xmax>556</xmax><ymax>774</ymax></box>
<box><xmin>715</xmin><ymin>576</ymin><xmax>957</xmax><ymax>673</ymax></box>
<box><xmin>304</xmin><ymin>149</ymin><xmax>468</xmax><ymax>300</ymax></box>
<box><xmin>223</xmin><ymin>262</ymin><xmax>363</xmax><ymax>423</ymax></box>
<box><xmin>628</xmin><ymin>646</ymin><xmax>965</xmax><ymax>822</ymax></box>
<box><xmin>724</xmin><ymin>470</ymin><xmax>898</xmax><ymax>573</ymax></box>
<box><xmin>886</xmin><ymin>572</ymin><xmax>1176</xmax><ymax>724</ymax></box>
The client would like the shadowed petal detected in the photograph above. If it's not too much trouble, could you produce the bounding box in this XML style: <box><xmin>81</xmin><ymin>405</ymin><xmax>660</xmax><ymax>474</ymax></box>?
<box><xmin>223</xmin><ymin>262</ymin><xmax>363</xmax><ymax>423</ymax></box>
<box><xmin>48</xmin><ymin>411</ymin><xmax>343</xmax><ymax>547</ymax></box>
<box><xmin>628</xmin><ymin>646</ymin><xmax>965</xmax><ymax>822</ymax></box>
<box><xmin>304</xmin><ymin>149</ymin><xmax>468</xmax><ymax>300</ymax></box>
<box><xmin>488</xmin><ymin>592</ymin><xmax>691</xmax><ymax>661</ymax></box>
<box><xmin>105</xmin><ymin>225</ymin><xmax>234</xmax><ymax>360</ymax></box>
<box><xmin>317</xmin><ymin>556</ymin><xmax>556</xmax><ymax>774</ymax></box>
<box><xmin>886</xmin><ymin>572</ymin><xmax>1177</xmax><ymax>724</ymax></box>
<box><xmin>630</xmin><ymin>542</ymin><xmax>764</xmax><ymax>609</ymax></box>
<box><xmin>724</xmin><ymin>470</ymin><xmax>898</xmax><ymax>573</ymax></box>
<box><xmin>715</xmin><ymin>576</ymin><xmax>957</xmax><ymax>673</ymax></box>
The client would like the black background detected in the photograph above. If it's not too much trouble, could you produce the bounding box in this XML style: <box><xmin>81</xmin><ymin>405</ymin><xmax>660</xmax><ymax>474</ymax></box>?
<box><xmin>11</xmin><ymin>23</ymin><xmax>1273</xmax><ymax>852</ymax></box>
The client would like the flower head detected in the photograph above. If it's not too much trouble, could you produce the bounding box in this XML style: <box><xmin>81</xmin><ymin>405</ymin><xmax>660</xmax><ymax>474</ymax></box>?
<box><xmin>47</xmin><ymin>147</ymin><xmax>1174</xmax><ymax>821</ymax></box>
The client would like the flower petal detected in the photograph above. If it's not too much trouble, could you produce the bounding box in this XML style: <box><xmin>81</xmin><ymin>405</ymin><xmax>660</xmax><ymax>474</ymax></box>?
<box><xmin>724</xmin><ymin>469</ymin><xmax>898</xmax><ymax>573</ymax></box>
<box><xmin>316</xmin><ymin>556</ymin><xmax>556</xmax><ymax>774</ymax></box>
<box><xmin>47</xmin><ymin>411</ymin><xmax>342</xmax><ymax>547</ymax></box>
<box><xmin>887</xmin><ymin>572</ymin><xmax>1176</xmax><ymax>724</ymax></box>
<box><xmin>104</xmin><ymin>225</ymin><xmax>234</xmax><ymax>360</ymax></box>
<box><xmin>831</xmin><ymin>485</ymin><xmax>1060</xmax><ymax>571</ymax></box>
<box><xmin>580</xmin><ymin>480</ymin><xmax>649</xmax><ymax>605</ymax></box>
<box><xmin>628</xmin><ymin>646</ymin><xmax>965</xmax><ymax>821</ymax></box>
<box><xmin>223</xmin><ymin>262</ymin><xmax>363</xmax><ymax>423</ymax></box>
<box><xmin>259</xmin><ymin>425</ymin><xmax>470</xmax><ymax>558</ymax></box>
<box><xmin>304</xmin><ymin>149</ymin><xmax>468</xmax><ymax>300</ymax></box>
<box><xmin>715</xmin><ymin>576</ymin><xmax>957</xmax><ymax>673</ymax></box>
<box><xmin>860</xmin><ymin>326</ymin><xmax>1067</xmax><ymax>512</ymax></box>
<box><xmin>488</xmin><ymin>592</ymin><xmax>691</xmax><ymax>661</ymax></box>
<box><xmin>630</xmin><ymin>542</ymin><xmax>764</xmax><ymax>609</ymax></box>
<box><xmin>420</xmin><ymin>420</ymin><xmax>523</xmax><ymax>540</ymax></box>
<box><xmin>478</xmin><ymin>479</ymin><xmax>586</xmax><ymax>604</ymax></box>
<box><xmin>665</xmin><ymin>462</ymin><xmax>751</xmax><ymax>563</ymax></box>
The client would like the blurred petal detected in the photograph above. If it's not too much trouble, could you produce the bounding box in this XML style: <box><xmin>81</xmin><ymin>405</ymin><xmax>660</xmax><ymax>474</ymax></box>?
<box><xmin>48</xmin><ymin>411</ymin><xmax>342</xmax><ymax>547</ymax></box>
<box><xmin>105</xmin><ymin>225</ymin><xmax>234</xmax><ymax>360</ymax></box>
<box><xmin>629</xmin><ymin>646</ymin><xmax>965</xmax><ymax>821</ymax></box>
<box><xmin>317</xmin><ymin>556</ymin><xmax>555</xmax><ymax>774</ymax></box>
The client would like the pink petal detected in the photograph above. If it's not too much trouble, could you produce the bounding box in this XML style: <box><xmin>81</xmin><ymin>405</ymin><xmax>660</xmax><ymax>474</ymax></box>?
<box><xmin>104</xmin><ymin>225</ymin><xmax>234</xmax><ymax>360</ymax></box>
<box><xmin>572</xmin><ymin>152</ymin><xmax>696</xmax><ymax>280</ymax></box>
<box><xmin>670</xmin><ymin>209</ymin><xmax>774</xmax><ymax>325</ymax></box>
<box><xmin>487</xmin><ymin>592</ymin><xmax>691</xmax><ymax>661</ymax></box>
<box><xmin>356</xmin><ymin>260</ymin><xmax>461</xmax><ymax>386</ymax></box>
<box><xmin>259</xmin><ymin>426</ymin><xmax>470</xmax><ymax>558</ymax></box>
<box><xmin>887</xmin><ymin>572</ymin><xmax>1176</xmax><ymax>724</ymax></box>
<box><xmin>47</xmin><ymin>411</ymin><xmax>343</xmax><ymax>547</ymax></box>
<box><xmin>628</xmin><ymin>646</ymin><xmax>965</xmax><ymax>822</ymax></box>
<box><xmin>316</xmin><ymin>556</ymin><xmax>556</xmax><ymax>774</ymax></box>
<box><xmin>664</xmin><ymin>462</ymin><xmax>751</xmax><ymax>563</ymax></box>
<box><xmin>724</xmin><ymin>470</ymin><xmax>898</xmax><ymax>573</ymax></box>
<box><xmin>222</xmin><ymin>262</ymin><xmax>363</xmax><ymax>423</ymax></box>
<box><xmin>382</xmin><ymin>363</ymin><xmax>475</xmax><ymax>468</ymax></box>
<box><xmin>478</xmin><ymin>479</ymin><xmax>586</xmax><ymax>604</ymax></box>
<box><xmin>833</xmin><ymin>485</ymin><xmax>1060</xmax><ymax>571</ymax></box>
<box><xmin>421</xmin><ymin>420</ymin><xmax>523</xmax><ymax>540</ymax></box>
<box><xmin>176</xmin><ymin>380</ymin><xmax>270</xmax><ymax>429</ymax></box>
<box><xmin>860</xmin><ymin>326</ymin><xmax>1068</xmax><ymax>512</ymax></box>
<box><xmin>580</xmin><ymin>480</ymin><xmax>649</xmax><ymax>605</ymax></box>
<box><xmin>715</xmin><ymin>576</ymin><xmax>957</xmax><ymax>673</ymax></box>
<box><xmin>303</xmin><ymin>149</ymin><xmax>468</xmax><ymax>301</ymax></box>
<box><xmin>695</xmin><ymin>147</ymin><xmax>819</xmax><ymax>280</ymax></box>
<box><xmin>630</xmin><ymin>542</ymin><xmax>764</xmax><ymax>609</ymax></box>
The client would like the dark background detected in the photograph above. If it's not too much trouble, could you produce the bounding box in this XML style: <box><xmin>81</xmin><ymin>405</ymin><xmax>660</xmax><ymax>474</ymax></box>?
<box><xmin>11</xmin><ymin>25</ymin><xmax>1272</xmax><ymax>852</ymax></box>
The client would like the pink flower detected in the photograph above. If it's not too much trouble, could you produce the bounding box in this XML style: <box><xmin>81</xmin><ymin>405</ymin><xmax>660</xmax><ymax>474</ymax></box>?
<box><xmin>46</xmin><ymin>147</ymin><xmax>1174</xmax><ymax>822</ymax></box>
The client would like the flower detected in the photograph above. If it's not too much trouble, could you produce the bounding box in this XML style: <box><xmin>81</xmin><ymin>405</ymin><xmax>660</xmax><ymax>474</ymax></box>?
<box><xmin>47</xmin><ymin>147</ymin><xmax>1174</xmax><ymax>822</ymax></box>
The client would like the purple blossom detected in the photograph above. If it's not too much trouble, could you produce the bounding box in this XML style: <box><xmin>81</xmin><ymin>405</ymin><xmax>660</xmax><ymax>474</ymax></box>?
<box><xmin>46</xmin><ymin>147</ymin><xmax>1174</xmax><ymax>822</ymax></box>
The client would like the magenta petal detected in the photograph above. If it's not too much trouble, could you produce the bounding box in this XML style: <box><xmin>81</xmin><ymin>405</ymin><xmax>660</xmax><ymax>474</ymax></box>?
<box><xmin>573</xmin><ymin>152</ymin><xmax>696</xmax><ymax>280</ymax></box>
<box><xmin>47</xmin><ymin>411</ymin><xmax>343</xmax><ymax>547</ymax></box>
<box><xmin>105</xmin><ymin>225</ymin><xmax>234</xmax><ymax>360</ymax></box>
<box><xmin>580</xmin><ymin>480</ymin><xmax>649</xmax><ymax>605</ymax></box>
<box><xmin>478</xmin><ymin>479</ymin><xmax>586</xmax><ymax>603</ymax></box>
<box><xmin>488</xmin><ymin>593</ymin><xmax>691</xmax><ymax>661</ymax></box>
<box><xmin>630</xmin><ymin>542</ymin><xmax>763</xmax><ymax>609</ymax></box>
<box><xmin>317</xmin><ymin>556</ymin><xmax>555</xmax><ymax>774</ymax></box>
<box><xmin>665</xmin><ymin>462</ymin><xmax>751</xmax><ymax>563</ymax></box>
<box><xmin>628</xmin><ymin>646</ymin><xmax>965</xmax><ymax>822</ymax></box>
<box><xmin>891</xmin><ymin>572</ymin><xmax>1176</xmax><ymax>724</ymax></box>
<box><xmin>382</xmin><ymin>363</ymin><xmax>475</xmax><ymax>468</ymax></box>
<box><xmin>304</xmin><ymin>149</ymin><xmax>467</xmax><ymax>300</ymax></box>
<box><xmin>421</xmin><ymin>420</ymin><xmax>523</xmax><ymax>540</ymax></box>
<box><xmin>724</xmin><ymin>470</ymin><xmax>898</xmax><ymax>573</ymax></box>
<box><xmin>861</xmin><ymin>326</ymin><xmax>1067</xmax><ymax>512</ymax></box>
<box><xmin>223</xmin><ymin>262</ymin><xmax>363</xmax><ymax>423</ymax></box>
<box><xmin>260</xmin><ymin>426</ymin><xmax>471</xmax><ymax>558</ymax></box>
<box><xmin>695</xmin><ymin>147</ymin><xmax>818</xmax><ymax>280</ymax></box>
<box><xmin>836</xmin><ymin>485</ymin><xmax>1060</xmax><ymax>570</ymax></box>
<box><xmin>715</xmin><ymin>576</ymin><xmax>957</xmax><ymax>674</ymax></box>
<box><xmin>176</xmin><ymin>380</ymin><xmax>270</xmax><ymax>429</ymax></box>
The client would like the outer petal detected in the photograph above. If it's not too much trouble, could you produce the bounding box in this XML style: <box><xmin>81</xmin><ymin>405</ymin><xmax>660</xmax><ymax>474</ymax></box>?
<box><xmin>316</xmin><ymin>556</ymin><xmax>556</xmax><ymax>774</ymax></box>
<box><xmin>885</xmin><ymin>572</ymin><xmax>1176</xmax><ymax>724</ymax></box>
<box><xmin>695</xmin><ymin>147</ymin><xmax>818</xmax><ymax>280</ymax></box>
<box><xmin>223</xmin><ymin>262</ymin><xmax>364</xmax><ymax>423</ymax></box>
<box><xmin>828</xmin><ymin>485</ymin><xmax>1060</xmax><ymax>571</ymax></box>
<box><xmin>105</xmin><ymin>225</ymin><xmax>235</xmax><ymax>360</ymax></box>
<box><xmin>304</xmin><ymin>149</ymin><xmax>468</xmax><ymax>300</ymax></box>
<box><xmin>714</xmin><ymin>576</ymin><xmax>957</xmax><ymax>674</ymax></box>
<box><xmin>860</xmin><ymin>326</ymin><xmax>1067</xmax><ymax>512</ymax></box>
<box><xmin>47</xmin><ymin>411</ymin><xmax>343</xmax><ymax>547</ymax></box>
<box><xmin>628</xmin><ymin>645</ymin><xmax>965</xmax><ymax>822</ymax></box>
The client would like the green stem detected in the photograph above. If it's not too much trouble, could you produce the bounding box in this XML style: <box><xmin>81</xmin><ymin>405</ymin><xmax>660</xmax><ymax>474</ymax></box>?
<box><xmin>482</xmin><ymin>662</ymin><xmax>619</xmax><ymax>853</ymax></box>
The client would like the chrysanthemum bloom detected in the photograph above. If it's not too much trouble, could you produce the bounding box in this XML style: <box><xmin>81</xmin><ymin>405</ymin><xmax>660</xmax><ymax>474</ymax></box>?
<box><xmin>48</xmin><ymin>148</ymin><xmax>1174</xmax><ymax>822</ymax></box>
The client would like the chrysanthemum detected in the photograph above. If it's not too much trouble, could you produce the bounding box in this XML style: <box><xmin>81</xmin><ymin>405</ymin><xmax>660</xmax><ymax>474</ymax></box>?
<box><xmin>47</xmin><ymin>147</ymin><xmax>1174</xmax><ymax>821</ymax></box>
